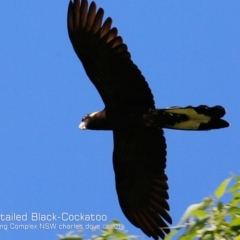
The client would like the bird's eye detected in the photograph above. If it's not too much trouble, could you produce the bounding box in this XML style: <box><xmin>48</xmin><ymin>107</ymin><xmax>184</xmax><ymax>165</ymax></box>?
<box><xmin>82</xmin><ymin>115</ymin><xmax>88</xmax><ymax>121</ymax></box>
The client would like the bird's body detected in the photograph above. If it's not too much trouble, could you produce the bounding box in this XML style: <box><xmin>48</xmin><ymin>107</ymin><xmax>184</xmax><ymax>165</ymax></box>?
<box><xmin>67</xmin><ymin>0</ymin><xmax>229</xmax><ymax>239</ymax></box>
<box><xmin>80</xmin><ymin>105</ymin><xmax>228</xmax><ymax>131</ymax></box>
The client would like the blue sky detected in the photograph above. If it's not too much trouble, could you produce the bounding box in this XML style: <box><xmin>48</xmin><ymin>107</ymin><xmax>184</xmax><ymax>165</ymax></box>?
<box><xmin>0</xmin><ymin>0</ymin><xmax>239</xmax><ymax>239</ymax></box>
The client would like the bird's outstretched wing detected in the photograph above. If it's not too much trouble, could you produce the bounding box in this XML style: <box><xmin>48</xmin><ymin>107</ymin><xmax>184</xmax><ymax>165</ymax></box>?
<box><xmin>67</xmin><ymin>0</ymin><xmax>155</xmax><ymax>109</ymax></box>
<box><xmin>113</xmin><ymin>128</ymin><xmax>172</xmax><ymax>239</ymax></box>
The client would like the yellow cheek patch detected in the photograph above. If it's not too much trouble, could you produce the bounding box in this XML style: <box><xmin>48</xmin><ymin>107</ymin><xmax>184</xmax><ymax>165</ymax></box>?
<box><xmin>89</xmin><ymin>111</ymin><xmax>99</xmax><ymax>117</ymax></box>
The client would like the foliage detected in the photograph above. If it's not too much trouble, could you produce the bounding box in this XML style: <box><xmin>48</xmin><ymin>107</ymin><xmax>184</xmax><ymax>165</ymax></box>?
<box><xmin>166</xmin><ymin>174</ymin><xmax>240</xmax><ymax>240</ymax></box>
<box><xmin>58</xmin><ymin>175</ymin><xmax>240</xmax><ymax>240</ymax></box>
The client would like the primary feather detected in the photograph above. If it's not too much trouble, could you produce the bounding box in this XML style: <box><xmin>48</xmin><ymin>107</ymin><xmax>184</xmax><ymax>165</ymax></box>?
<box><xmin>67</xmin><ymin>0</ymin><xmax>155</xmax><ymax>109</ymax></box>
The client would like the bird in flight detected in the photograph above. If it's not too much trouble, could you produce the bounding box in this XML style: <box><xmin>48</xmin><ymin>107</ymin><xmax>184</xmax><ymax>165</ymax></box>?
<box><xmin>67</xmin><ymin>0</ymin><xmax>229</xmax><ymax>239</ymax></box>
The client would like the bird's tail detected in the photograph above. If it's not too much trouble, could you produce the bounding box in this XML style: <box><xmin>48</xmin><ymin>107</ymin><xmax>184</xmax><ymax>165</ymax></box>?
<box><xmin>143</xmin><ymin>105</ymin><xmax>229</xmax><ymax>130</ymax></box>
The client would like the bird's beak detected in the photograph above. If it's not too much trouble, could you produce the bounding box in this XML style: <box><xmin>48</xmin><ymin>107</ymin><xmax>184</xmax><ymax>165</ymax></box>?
<box><xmin>79</xmin><ymin>122</ymin><xmax>86</xmax><ymax>130</ymax></box>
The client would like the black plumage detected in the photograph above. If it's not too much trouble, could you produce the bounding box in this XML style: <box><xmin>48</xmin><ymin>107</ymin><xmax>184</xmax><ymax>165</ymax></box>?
<box><xmin>67</xmin><ymin>0</ymin><xmax>229</xmax><ymax>239</ymax></box>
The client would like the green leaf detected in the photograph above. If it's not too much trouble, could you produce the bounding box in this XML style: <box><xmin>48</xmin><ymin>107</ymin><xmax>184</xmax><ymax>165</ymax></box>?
<box><xmin>232</xmin><ymin>174</ymin><xmax>240</xmax><ymax>182</ymax></box>
<box><xmin>228</xmin><ymin>206</ymin><xmax>240</xmax><ymax>214</ymax></box>
<box><xmin>178</xmin><ymin>202</ymin><xmax>207</xmax><ymax>224</ymax></box>
<box><xmin>164</xmin><ymin>229</ymin><xmax>179</xmax><ymax>240</ymax></box>
<box><xmin>229</xmin><ymin>217</ymin><xmax>240</xmax><ymax>227</ymax></box>
<box><xmin>228</xmin><ymin>182</ymin><xmax>240</xmax><ymax>193</ymax></box>
<box><xmin>217</xmin><ymin>201</ymin><xmax>224</xmax><ymax>211</ymax></box>
<box><xmin>202</xmin><ymin>197</ymin><xmax>214</xmax><ymax>208</ymax></box>
<box><xmin>184</xmin><ymin>218</ymin><xmax>208</xmax><ymax>237</ymax></box>
<box><xmin>192</xmin><ymin>209</ymin><xmax>208</xmax><ymax>218</ymax></box>
<box><xmin>178</xmin><ymin>235</ymin><xmax>193</xmax><ymax>240</ymax></box>
<box><xmin>201</xmin><ymin>231</ymin><xmax>214</xmax><ymax>240</ymax></box>
<box><xmin>214</xmin><ymin>177</ymin><xmax>231</xmax><ymax>198</ymax></box>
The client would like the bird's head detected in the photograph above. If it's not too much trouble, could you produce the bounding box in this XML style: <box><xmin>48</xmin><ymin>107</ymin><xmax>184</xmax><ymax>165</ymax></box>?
<box><xmin>79</xmin><ymin>110</ymin><xmax>112</xmax><ymax>130</ymax></box>
<box><xmin>79</xmin><ymin>111</ymin><xmax>99</xmax><ymax>130</ymax></box>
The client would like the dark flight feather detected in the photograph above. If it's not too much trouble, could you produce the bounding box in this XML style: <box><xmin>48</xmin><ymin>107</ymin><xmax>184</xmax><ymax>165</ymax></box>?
<box><xmin>113</xmin><ymin>127</ymin><xmax>171</xmax><ymax>239</ymax></box>
<box><xmin>67</xmin><ymin>0</ymin><xmax>155</xmax><ymax>109</ymax></box>
<box><xmin>67</xmin><ymin>1</ymin><xmax>229</xmax><ymax>239</ymax></box>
